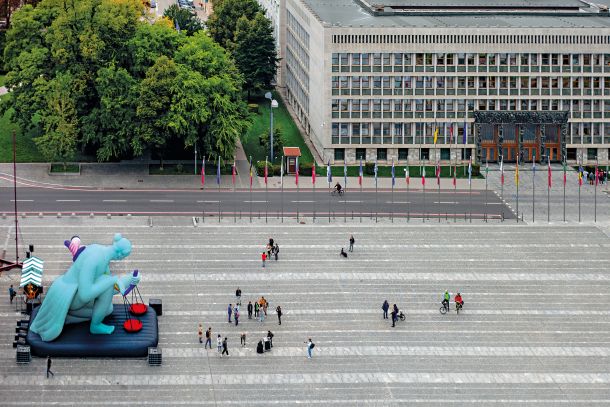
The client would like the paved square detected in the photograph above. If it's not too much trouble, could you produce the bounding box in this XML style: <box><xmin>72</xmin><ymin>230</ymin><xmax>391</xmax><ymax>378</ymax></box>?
<box><xmin>1</xmin><ymin>217</ymin><xmax>610</xmax><ymax>405</ymax></box>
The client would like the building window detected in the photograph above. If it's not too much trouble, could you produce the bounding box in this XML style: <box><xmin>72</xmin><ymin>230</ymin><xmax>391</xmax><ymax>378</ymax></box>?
<box><xmin>334</xmin><ymin>148</ymin><xmax>345</xmax><ymax>161</ymax></box>
<box><xmin>441</xmin><ymin>148</ymin><xmax>450</xmax><ymax>160</ymax></box>
<box><xmin>356</xmin><ymin>148</ymin><xmax>366</xmax><ymax>160</ymax></box>
<box><xmin>587</xmin><ymin>148</ymin><xmax>597</xmax><ymax>160</ymax></box>
<box><xmin>398</xmin><ymin>148</ymin><xmax>409</xmax><ymax>160</ymax></box>
<box><xmin>377</xmin><ymin>148</ymin><xmax>387</xmax><ymax>161</ymax></box>
<box><xmin>420</xmin><ymin>148</ymin><xmax>430</xmax><ymax>160</ymax></box>
<box><xmin>462</xmin><ymin>148</ymin><xmax>472</xmax><ymax>160</ymax></box>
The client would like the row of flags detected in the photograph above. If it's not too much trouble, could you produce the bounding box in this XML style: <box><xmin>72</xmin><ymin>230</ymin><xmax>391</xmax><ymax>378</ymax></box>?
<box><xmin>432</xmin><ymin>122</ymin><xmax>468</xmax><ymax>145</ymax></box>
<box><xmin>200</xmin><ymin>155</ymin><xmax>584</xmax><ymax>189</ymax></box>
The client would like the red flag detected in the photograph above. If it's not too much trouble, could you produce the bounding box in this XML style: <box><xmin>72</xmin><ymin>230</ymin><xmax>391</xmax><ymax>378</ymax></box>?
<box><xmin>449</xmin><ymin>125</ymin><xmax>454</xmax><ymax>144</ymax></box>
<box><xmin>436</xmin><ymin>163</ymin><xmax>440</xmax><ymax>185</ymax></box>
<box><xmin>548</xmin><ymin>161</ymin><xmax>552</xmax><ymax>188</ymax></box>
<box><xmin>595</xmin><ymin>165</ymin><xmax>599</xmax><ymax>186</ymax></box>
<box><xmin>452</xmin><ymin>164</ymin><xmax>456</xmax><ymax>187</ymax></box>
<box><xmin>421</xmin><ymin>166</ymin><xmax>426</xmax><ymax>186</ymax></box>
<box><xmin>264</xmin><ymin>160</ymin><xmax>268</xmax><ymax>185</ymax></box>
<box><xmin>201</xmin><ymin>158</ymin><xmax>205</xmax><ymax>186</ymax></box>
<box><xmin>232</xmin><ymin>160</ymin><xmax>236</xmax><ymax>185</ymax></box>
<box><xmin>312</xmin><ymin>162</ymin><xmax>316</xmax><ymax>185</ymax></box>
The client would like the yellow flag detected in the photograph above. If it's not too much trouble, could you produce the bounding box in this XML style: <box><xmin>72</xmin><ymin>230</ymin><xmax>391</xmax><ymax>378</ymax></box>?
<box><xmin>515</xmin><ymin>157</ymin><xmax>519</xmax><ymax>187</ymax></box>
<box><xmin>433</xmin><ymin>128</ymin><xmax>439</xmax><ymax>145</ymax></box>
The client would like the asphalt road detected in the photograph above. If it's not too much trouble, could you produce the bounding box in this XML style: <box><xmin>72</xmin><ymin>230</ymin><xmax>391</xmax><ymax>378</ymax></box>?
<box><xmin>0</xmin><ymin>186</ymin><xmax>514</xmax><ymax>219</ymax></box>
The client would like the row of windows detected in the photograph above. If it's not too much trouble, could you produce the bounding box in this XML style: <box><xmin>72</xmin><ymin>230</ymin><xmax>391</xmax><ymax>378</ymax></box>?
<box><xmin>287</xmin><ymin>10</ymin><xmax>310</xmax><ymax>48</ymax></box>
<box><xmin>331</xmin><ymin>34</ymin><xmax>610</xmax><ymax>45</ymax></box>
<box><xmin>333</xmin><ymin>147</ymin><xmax>469</xmax><ymax>162</ymax></box>
<box><xmin>331</xmin><ymin>99</ymin><xmax>610</xmax><ymax>118</ymax></box>
<box><xmin>286</xmin><ymin>48</ymin><xmax>309</xmax><ymax>89</ymax></box>
<box><xmin>331</xmin><ymin>76</ymin><xmax>610</xmax><ymax>91</ymax></box>
<box><xmin>286</xmin><ymin>66</ymin><xmax>309</xmax><ymax>115</ymax></box>
<box><xmin>330</xmin><ymin>122</ymin><xmax>610</xmax><ymax>145</ymax></box>
<box><xmin>331</xmin><ymin>53</ymin><xmax>610</xmax><ymax>68</ymax></box>
<box><xmin>287</xmin><ymin>31</ymin><xmax>309</xmax><ymax>71</ymax></box>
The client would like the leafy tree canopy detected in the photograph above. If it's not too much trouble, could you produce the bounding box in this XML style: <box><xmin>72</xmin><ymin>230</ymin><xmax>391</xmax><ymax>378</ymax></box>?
<box><xmin>163</xmin><ymin>4</ymin><xmax>203</xmax><ymax>36</ymax></box>
<box><xmin>2</xmin><ymin>0</ymin><xmax>248</xmax><ymax>163</ymax></box>
<box><xmin>206</xmin><ymin>0</ymin><xmax>262</xmax><ymax>49</ymax></box>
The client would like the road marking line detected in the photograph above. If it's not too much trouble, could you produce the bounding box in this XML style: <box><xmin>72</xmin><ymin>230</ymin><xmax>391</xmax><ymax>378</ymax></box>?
<box><xmin>197</xmin><ymin>200</ymin><xmax>219</xmax><ymax>203</ymax></box>
<box><xmin>345</xmin><ymin>200</ymin><xmax>361</xmax><ymax>203</ymax></box>
<box><xmin>150</xmin><ymin>199</ymin><xmax>174</xmax><ymax>203</ymax></box>
<box><xmin>291</xmin><ymin>200</ymin><xmax>315</xmax><ymax>203</ymax></box>
<box><xmin>386</xmin><ymin>201</ymin><xmax>411</xmax><ymax>204</ymax></box>
<box><xmin>103</xmin><ymin>199</ymin><xmax>126</xmax><ymax>202</ymax></box>
<box><xmin>434</xmin><ymin>201</ymin><xmax>458</xmax><ymax>204</ymax></box>
<box><xmin>10</xmin><ymin>199</ymin><xmax>33</xmax><ymax>202</ymax></box>
<box><xmin>243</xmin><ymin>200</ymin><xmax>267</xmax><ymax>203</ymax></box>
<box><xmin>487</xmin><ymin>202</ymin><xmax>502</xmax><ymax>205</ymax></box>
<box><xmin>56</xmin><ymin>199</ymin><xmax>80</xmax><ymax>202</ymax></box>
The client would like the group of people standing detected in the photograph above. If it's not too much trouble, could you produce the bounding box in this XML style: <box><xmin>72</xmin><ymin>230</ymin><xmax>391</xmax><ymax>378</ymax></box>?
<box><xmin>381</xmin><ymin>300</ymin><xmax>401</xmax><ymax>327</ymax></box>
<box><xmin>262</xmin><ymin>237</ymin><xmax>279</xmax><ymax>267</ymax></box>
<box><xmin>581</xmin><ymin>168</ymin><xmax>607</xmax><ymax>185</ymax></box>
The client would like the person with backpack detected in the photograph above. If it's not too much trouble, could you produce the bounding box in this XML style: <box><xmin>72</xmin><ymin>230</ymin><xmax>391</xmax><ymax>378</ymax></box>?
<box><xmin>235</xmin><ymin>287</ymin><xmax>242</xmax><ymax>306</ymax></box>
<box><xmin>9</xmin><ymin>285</ymin><xmax>16</xmax><ymax>304</ymax></box>
<box><xmin>234</xmin><ymin>308</ymin><xmax>240</xmax><ymax>326</ymax></box>
<box><xmin>273</xmin><ymin>244</ymin><xmax>279</xmax><ymax>261</ymax></box>
<box><xmin>247</xmin><ymin>301</ymin><xmax>253</xmax><ymax>319</ymax></box>
<box><xmin>349</xmin><ymin>235</ymin><xmax>355</xmax><ymax>252</ymax></box>
<box><xmin>221</xmin><ymin>337</ymin><xmax>229</xmax><ymax>357</ymax></box>
<box><xmin>305</xmin><ymin>338</ymin><xmax>315</xmax><ymax>359</ymax></box>
<box><xmin>205</xmin><ymin>327</ymin><xmax>212</xmax><ymax>349</ymax></box>
<box><xmin>254</xmin><ymin>301</ymin><xmax>259</xmax><ymax>318</ymax></box>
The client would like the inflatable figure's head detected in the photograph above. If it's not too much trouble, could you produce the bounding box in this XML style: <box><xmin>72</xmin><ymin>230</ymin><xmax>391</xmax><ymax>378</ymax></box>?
<box><xmin>112</xmin><ymin>234</ymin><xmax>132</xmax><ymax>260</ymax></box>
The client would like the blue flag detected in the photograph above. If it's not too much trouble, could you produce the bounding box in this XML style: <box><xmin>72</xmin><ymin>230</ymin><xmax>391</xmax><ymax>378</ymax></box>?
<box><xmin>327</xmin><ymin>160</ymin><xmax>332</xmax><ymax>183</ymax></box>
<box><xmin>344</xmin><ymin>158</ymin><xmax>348</xmax><ymax>189</ymax></box>
<box><xmin>532</xmin><ymin>151</ymin><xmax>536</xmax><ymax>174</ymax></box>
<box><xmin>468</xmin><ymin>158</ymin><xmax>472</xmax><ymax>185</ymax></box>
<box><xmin>391</xmin><ymin>159</ymin><xmax>395</xmax><ymax>186</ymax></box>
<box><xmin>463</xmin><ymin>122</ymin><xmax>468</xmax><ymax>144</ymax></box>
<box><xmin>216</xmin><ymin>158</ymin><xmax>221</xmax><ymax>185</ymax></box>
<box><xmin>374</xmin><ymin>160</ymin><xmax>378</xmax><ymax>182</ymax></box>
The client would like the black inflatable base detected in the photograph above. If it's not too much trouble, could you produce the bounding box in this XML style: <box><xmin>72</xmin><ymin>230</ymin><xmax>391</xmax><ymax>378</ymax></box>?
<box><xmin>27</xmin><ymin>304</ymin><xmax>158</xmax><ymax>358</ymax></box>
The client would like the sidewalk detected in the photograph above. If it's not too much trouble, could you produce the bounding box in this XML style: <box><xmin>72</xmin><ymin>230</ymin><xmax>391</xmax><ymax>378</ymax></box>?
<box><xmin>0</xmin><ymin>161</ymin><xmax>488</xmax><ymax>190</ymax></box>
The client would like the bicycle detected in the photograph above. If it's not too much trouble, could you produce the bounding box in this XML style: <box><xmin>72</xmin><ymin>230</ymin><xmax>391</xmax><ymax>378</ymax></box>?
<box><xmin>456</xmin><ymin>301</ymin><xmax>463</xmax><ymax>315</ymax></box>
<box><xmin>439</xmin><ymin>301</ymin><xmax>450</xmax><ymax>315</ymax></box>
<box><xmin>398</xmin><ymin>310</ymin><xmax>406</xmax><ymax>321</ymax></box>
<box><xmin>331</xmin><ymin>189</ymin><xmax>344</xmax><ymax>197</ymax></box>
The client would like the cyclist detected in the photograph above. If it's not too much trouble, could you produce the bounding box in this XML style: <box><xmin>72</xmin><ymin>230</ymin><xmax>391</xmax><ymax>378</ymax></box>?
<box><xmin>442</xmin><ymin>290</ymin><xmax>450</xmax><ymax>312</ymax></box>
<box><xmin>334</xmin><ymin>182</ymin><xmax>342</xmax><ymax>194</ymax></box>
<box><xmin>454</xmin><ymin>292</ymin><xmax>463</xmax><ymax>310</ymax></box>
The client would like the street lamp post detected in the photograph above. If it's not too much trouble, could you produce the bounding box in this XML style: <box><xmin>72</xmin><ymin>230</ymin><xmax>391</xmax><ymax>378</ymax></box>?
<box><xmin>265</xmin><ymin>92</ymin><xmax>279</xmax><ymax>163</ymax></box>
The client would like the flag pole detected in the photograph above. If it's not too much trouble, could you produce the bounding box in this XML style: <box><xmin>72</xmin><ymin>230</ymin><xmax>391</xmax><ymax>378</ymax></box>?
<box><xmin>437</xmin><ymin>160</ymin><xmax>440</xmax><ymax>223</ymax></box>
<box><xmin>217</xmin><ymin>158</ymin><xmax>221</xmax><ymax>223</ymax></box>
<box><xmin>595</xmin><ymin>158</ymin><xmax>598</xmax><ymax>222</ymax></box>
<box><xmin>453</xmin><ymin>159</ymin><xmax>457</xmax><ymax>223</ymax></box>
<box><xmin>296</xmin><ymin>157</ymin><xmax>300</xmax><ymax>223</ymax></box>
<box><xmin>233</xmin><ymin>160</ymin><xmax>236</xmax><ymax>223</ymax></box>
<box><xmin>375</xmin><ymin>161</ymin><xmax>378</xmax><ymax>223</ymax></box>
<box><xmin>359</xmin><ymin>159</ymin><xmax>363</xmax><ymax>223</ymax></box>
<box><xmin>422</xmin><ymin>161</ymin><xmax>426</xmax><ymax>222</ymax></box>
<box><xmin>344</xmin><ymin>159</ymin><xmax>347</xmax><ymax>223</ymax></box>
<box><xmin>391</xmin><ymin>159</ymin><xmax>394</xmax><ymax>223</ymax></box>
<box><xmin>265</xmin><ymin>157</ymin><xmax>268</xmax><ymax>223</ymax></box>
<box><xmin>516</xmin><ymin>155</ymin><xmax>520</xmax><ymax>223</ymax></box>
<box><xmin>406</xmin><ymin>159</ymin><xmax>410</xmax><ymax>222</ymax></box>
<box><xmin>563</xmin><ymin>156</ymin><xmax>566</xmax><ymax>223</ymax></box>
<box><xmin>578</xmin><ymin>154</ymin><xmax>581</xmax><ymax>223</ymax></box>
<box><xmin>532</xmin><ymin>152</ymin><xmax>535</xmax><ymax>223</ymax></box>
<box><xmin>547</xmin><ymin>158</ymin><xmax>550</xmax><ymax>223</ymax></box>
<box><xmin>469</xmin><ymin>157</ymin><xmax>472</xmax><ymax>223</ymax></box>
<box><xmin>500</xmin><ymin>155</ymin><xmax>504</xmax><ymax>221</ymax></box>
<box><xmin>484</xmin><ymin>159</ymin><xmax>488</xmax><ymax>223</ymax></box>
<box><xmin>249</xmin><ymin>155</ymin><xmax>253</xmax><ymax>223</ymax></box>
<box><xmin>281</xmin><ymin>156</ymin><xmax>284</xmax><ymax>223</ymax></box>
<box><xmin>312</xmin><ymin>162</ymin><xmax>316</xmax><ymax>223</ymax></box>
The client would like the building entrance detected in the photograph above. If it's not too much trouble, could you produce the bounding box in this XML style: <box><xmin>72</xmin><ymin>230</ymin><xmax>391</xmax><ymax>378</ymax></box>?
<box><xmin>474</xmin><ymin>111</ymin><xmax>568</xmax><ymax>163</ymax></box>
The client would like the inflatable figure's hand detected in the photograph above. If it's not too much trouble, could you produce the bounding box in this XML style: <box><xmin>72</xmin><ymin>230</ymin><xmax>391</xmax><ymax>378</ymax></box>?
<box><xmin>130</xmin><ymin>273</ymin><xmax>141</xmax><ymax>287</ymax></box>
<box><xmin>116</xmin><ymin>273</ymin><xmax>141</xmax><ymax>296</ymax></box>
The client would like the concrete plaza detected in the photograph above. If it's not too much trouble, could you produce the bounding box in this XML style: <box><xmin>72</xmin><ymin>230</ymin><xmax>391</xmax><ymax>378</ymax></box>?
<box><xmin>1</xmin><ymin>217</ymin><xmax>610</xmax><ymax>405</ymax></box>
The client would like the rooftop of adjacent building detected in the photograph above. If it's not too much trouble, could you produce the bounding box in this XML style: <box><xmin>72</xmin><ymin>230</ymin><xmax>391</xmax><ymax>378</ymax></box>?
<box><xmin>301</xmin><ymin>0</ymin><xmax>610</xmax><ymax>28</ymax></box>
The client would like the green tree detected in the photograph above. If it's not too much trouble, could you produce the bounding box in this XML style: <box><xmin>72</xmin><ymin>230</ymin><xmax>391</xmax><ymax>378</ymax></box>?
<box><xmin>163</xmin><ymin>4</ymin><xmax>203</xmax><ymax>35</ymax></box>
<box><xmin>260</xmin><ymin>127</ymin><xmax>284</xmax><ymax>161</ymax></box>
<box><xmin>206</xmin><ymin>0</ymin><xmax>262</xmax><ymax>49</ymax></box>
<box><xmin>35</xmin><ymin>72</ymin><xmax>78</xmax><ymax>169</ymax></box>
<box><xmin>136</xmin><ymin>56</ymin><xmax>178</xmax><ymax>167</ymax></box>
<box><xmin>231</xmin><ymin>13</ymin><xmax>278</xmax><ymax>97</ymax></box>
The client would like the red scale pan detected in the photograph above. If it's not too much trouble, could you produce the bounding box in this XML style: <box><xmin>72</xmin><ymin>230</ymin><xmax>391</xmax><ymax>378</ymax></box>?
<box><xmin>121</xmin><ymin>270</ymin><xmax>147</xmax><ymax>333</ymax></box>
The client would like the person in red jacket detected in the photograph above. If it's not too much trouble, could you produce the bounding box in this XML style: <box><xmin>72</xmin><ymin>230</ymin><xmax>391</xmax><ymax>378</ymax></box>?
<box><xmin>455</xmin><ymin>292</ymin><xmax>464</xmax><ymax>309</ymax></box>
<box><xmin>262</xmin><ymin>252</ymin><xmax>267</xmax><ymax>268</ymax></box>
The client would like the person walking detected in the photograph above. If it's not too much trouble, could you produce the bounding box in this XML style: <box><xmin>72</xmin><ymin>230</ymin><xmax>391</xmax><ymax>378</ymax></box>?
<box><xmin>254</xmin><ymin>301</ymin><xmax>259</xmax><ymax>318</ymax></box>
<box><xmin>9</xmin><ymin>285</ymin><xmax>16</xmax><ymax>304</ymax></box>
<box><xmin>46</xmin><ymin>356</ymin><xmax>54</xmax><ymax>378</ymax></box>
<box><xmin>235</xmin><ymin>287</ymin><xmax>242</xmax><ymax>306</ymax></box>
<box><xmin>198</xmin><ymin>323</ymin><xmax>203</xmax><ymax>344</ymax></box>
<box><xmin>273</xmin><ymin>244</ymin><xmax>279</xmax><ymax>261</ymax></box>
<box><xmin>262</xmin><ymin>297</ymin><xmax>268</xmax><ymax>316</ymax></box>
<box><xmin>261</xmin><ymin>252</ymin><xmax>267</xmax><ymax>268</ymax></box>
<box><xmin>240</xmin><ymin>333</ymin><xmax>247</xmax><ymax>347</ymax></box>
<box><xmin>221</xmin><ymin>337</ymin><xmax>229</xmax><ymax>357</ymax></box>
<box><xmin>276</xmin><ymin>305</ymin><xmax>282</xmax><ymax>325</ymax></box>
<box><xmin>259</xmin><ymin>307</ymin><xmax>265</xmax><ymax>322</ymax></box>
<box><xmin>234</xmin><ymin>308</ymin><xmax>240</xmax><ymax>326</ymax></box>
<box><xmin>205</xmin><ymin>327</ymin><xmax>212</xmax><ymax>349</ymax></box>
<box><xmin>349</xmin><ymin>235</ymin><xmax>355</xmax><ymax>252</ymax></box>
<box><xmin>382</xmin><ymin>300</ymin><xmax>389</xmax><ymax>319</ymax></box>
<box><xmin>217</xmin><ymin>334</ymin><xmax>222</xmax><ymax>356</ymax></box>
<box><xmin>391</xmin><ymin>304</ymin><xmax>398</xmax><ymax>327</ymax></box>
<box><xmin>227</xmin><ymin>304</ymin><xmax>233</xmax><ymax>323</ymax></box>
<box><xmin>305</xmin><ymin>338</ymin><xmax>315</xmax><ymax>359</ymax></box>
<box><xmin>247</xmin><ymin>301</ymin><xmax>253</xmax><ymax>319</ymax></box>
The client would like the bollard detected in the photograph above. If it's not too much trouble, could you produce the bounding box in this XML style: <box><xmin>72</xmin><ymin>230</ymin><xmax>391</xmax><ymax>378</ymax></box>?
<box><xmin>57</xmin><ymin>213</ymin><xmax>61</xmax><ymax>218</ymax></box>
<box><xmin>71</xmin><ymin>213</ymin><xmax>76</xmax><ymax>218</ymax></box>
<box><xmin>106</xmin><ymin>214</ymin><xmax>111</xmax><ymax>219</ymax></box>
<box><xmin>89</xmin><ymin>213</ymin><xmax>94</xmax><ymax>218</ymax></box>
<box><xmin>127</xmin><ymin>214</ymin><xmax>132</xmax><ymax>219</ymax></box>
<box><xmin>21</xmin><ymin>213</ymin><xmax>26</xmax><ymax>219</ymax></box>
<box><xmin>2</xmin><ymin>213</ymin><xmax>6</xmax><ymax>219</ymax></box>
<box><xmin>39</xmin><ymin>213</ymin><xmax>44</xmax><ymax>218</ymax></box>
<box><xmin>148</xmin><ymin>216</ymin><xmax>153</xmax><ymax>227</ymax></box>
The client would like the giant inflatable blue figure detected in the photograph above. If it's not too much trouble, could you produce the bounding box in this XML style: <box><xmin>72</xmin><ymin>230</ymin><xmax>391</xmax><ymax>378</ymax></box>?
<box><xmin>30</xmin><ymin>233</ymin><xmax>140</xmax><ymax>342</ymax></box>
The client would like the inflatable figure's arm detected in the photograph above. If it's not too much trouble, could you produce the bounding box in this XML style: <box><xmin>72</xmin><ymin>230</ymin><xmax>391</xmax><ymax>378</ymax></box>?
<box><xmin>114</xmin><ymin>272</ymin><xmax>141</xmax><ymax>296</ymax></box>
<box><xmin>76</xmin><ymin>268</ymin><xmax>118</xmax><ymax>304</ymax></box>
